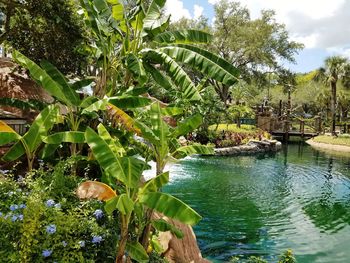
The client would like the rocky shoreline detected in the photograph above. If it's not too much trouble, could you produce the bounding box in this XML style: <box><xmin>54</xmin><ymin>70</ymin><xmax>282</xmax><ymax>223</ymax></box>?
<box><xmin>214</xmin><ymin>139</ymin><xmax>282</xmax><ymax>156</ymax></box>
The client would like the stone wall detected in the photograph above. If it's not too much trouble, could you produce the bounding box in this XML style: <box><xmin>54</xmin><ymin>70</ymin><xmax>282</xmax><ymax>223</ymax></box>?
<box><xmin>215</xmin><ymin>139</ymin><xmax>282</xmax><ymax>156</ymax></box>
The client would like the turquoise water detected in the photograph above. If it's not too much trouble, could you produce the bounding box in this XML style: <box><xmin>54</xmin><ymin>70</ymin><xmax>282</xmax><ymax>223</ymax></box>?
<box><xmin>164</xmin><ymin>144</ymin><xmax>350</xmax><ymax>262</ymax></box>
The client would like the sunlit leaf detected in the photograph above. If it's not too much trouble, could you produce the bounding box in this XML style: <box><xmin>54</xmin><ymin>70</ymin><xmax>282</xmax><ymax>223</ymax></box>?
<box><xmin>76</xmin><ymin>181</ymin><xmax>117</xmax><ymax>201</ymax></box>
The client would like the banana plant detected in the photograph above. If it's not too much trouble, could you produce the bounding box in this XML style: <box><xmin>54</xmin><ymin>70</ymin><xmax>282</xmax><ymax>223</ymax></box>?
<box><xmin>0</xmin><ymin>105</ymin><xmax>60</xmax><ymax>170</ymax></box>
<box><xmin>76</xmin><ymin>123</ymin><xmax>201</xmax><ymax>263</ymax></box>
<box><xmin>79</xmin><ymin>0</ymin><xmax>240</xmax><ymax>101</ymax></box>
<box><xmin>13</xmin><ymin>50</ymin><xmax>153</xmax><ymax>157</ymax></box>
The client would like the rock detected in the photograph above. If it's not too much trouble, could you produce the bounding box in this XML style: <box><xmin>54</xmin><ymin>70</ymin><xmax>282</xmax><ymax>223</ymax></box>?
<box><xmin>213</xmin><ymin>139</ymin><xmax>282</xmax><ymax>156</ymax></box>
<box><xmin>154</xmin><ymin>214</ymin><xmax>210</xmax><ymax>263</ymax></box>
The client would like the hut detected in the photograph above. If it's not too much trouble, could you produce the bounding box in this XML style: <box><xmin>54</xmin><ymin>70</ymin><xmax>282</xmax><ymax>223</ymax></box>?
<box><xmin>0</xmin><ymin>58</ymin><xmax>53</xmax><ymax>135</ymax></box>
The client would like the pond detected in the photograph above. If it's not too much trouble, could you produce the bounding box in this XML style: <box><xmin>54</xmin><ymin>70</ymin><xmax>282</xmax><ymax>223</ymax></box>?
<box><xmin>164</xmin><ymin>144</ymin><xmax>350</xmax><ymax>262</ymax></box>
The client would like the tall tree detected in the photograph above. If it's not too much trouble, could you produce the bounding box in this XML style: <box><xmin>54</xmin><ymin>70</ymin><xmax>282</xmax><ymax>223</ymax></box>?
<box><xmin>0</xmin><ymin>0</ymin><xmax>87</xmax><ymax>74</ymax></box>
<box><xmin>210</xmin><ymin>0</ymin><xmax>303</xmax><ymax>105</ymax></box>
<box><xmin>318</xmin><ymin>56</ymin><xmax>348</xmax><ymax>134</ymax></box>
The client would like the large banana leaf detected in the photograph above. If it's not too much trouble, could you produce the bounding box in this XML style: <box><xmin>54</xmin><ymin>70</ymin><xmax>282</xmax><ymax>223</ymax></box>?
<box><xmin>107</xmin><ymin>104</ymin><xmax>141</xmax><ymax>134</ymax></box>
<box><xmin>42</xmin><ymin>131</ymin><xmax>86</xmax><ymax>144</ymax></box>
<box><xmin>71</xmin><ymin>78</ymin><xmax>95</xmax><ymax>91</ymax></box>
<box><xmin>126</xmin><ymin>241</ymin><xmax>149</xmax><ymax>263</ymax></box>
<box><xmin>160</xmin><ymin>44</ymin><xmax>240</xmax><ymax>86</ymax></box>
<box><xmin>0</xmin><ymin>98</ymin><xmax>46</xmax><ymax>111</ymax></box>
<box><xmin>143</xmin><ymin>49</ymin><xmax>201</xmax><ymax>101</ymax></box>
<box><xmin>85</xmin><ymin>127</ymin><xmax>142</xmax><ymax>188</ymax></box>
<box><xmin>76</xmin><ymin>181</ymin><xmax>117</xmax><ymax>201</ymax></box>
<box><xmin>154</xmin><ymin>30</ymin><xmax>212</xmax><ymax>44</ymax></box>
<box><xmin>3</xmin><ymin>105</ymin><xmax>59</xmax><ymax>161</ymax></box>
<box><xmin>40</xmin><ymin>61</ymin><xmax>80</xmax><ymax>106</ymax></box>
<box><xmin>151</xmin><ymin>219</ymin><xmax>183</xmax><ymax>238</ymax></box>
<box><xmin>135</xmin><ymin>120</ymin><xmax>160</xmax><ymax>146</ymax></box>
<box><xmin>172</xmin><ymin>144</ymin><xmax>214</xmax><ymax>159</ymax></box>
<box><xmin>141</xmin><ymin>171</ymin><xmax>169</xmax><ymax>193</ymax></box>
<box><xmin>108</xmin><ymin>96</ymin><xmax>151</xmax><ymax>109</ymax></box>
<box><xmin>140</xmin><ymin>192</ymin><xmax>201</xmax><ymax>225</ymax></box>
<box><xmin>142</xmin><ymin>0</ymin><xmax>169</xmax><ymax>38</ymax></box>
<box><xmin>97</xmin><ymin>124</ymin><xmax>125</xmax><ymax>157</ymax></box>
<box><xmin>150</xmin><ymin>103</ymin><xmax>169</xmax><ymax>159</ymax></box>
<box><xmin>115</xmin><ymin>193</ymin><xmax>134</xmax><ymax>215</ymax></box>
<box><xmin>143</xmin><ymin>63</ymin><xmax>175</xmax><ymax>92</ymax></box>
<box><xmin>172</xmin><ymin>113</ymin><xmax>202</xmax><ymax>137</ymax></box>
<box><xmin>12</xmin><ymin>51</ymin><xmax>72</xmax><ymax>106</ymax></box>
<box><xmin>0</xmin><ymin>121</ymin><xmax>21</xmax><ymax>146</ymax></box>
<box><xmin>125</xmin><ymin>53</ymin><xmax>147</xmax><ymax>86</ymax></box>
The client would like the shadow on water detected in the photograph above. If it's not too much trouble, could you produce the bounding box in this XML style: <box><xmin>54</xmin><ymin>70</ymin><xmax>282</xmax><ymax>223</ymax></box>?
<box><xmin>164</xmin><ymin>143</ymin><xmax>350</xmax><ymax>262</ymax></box>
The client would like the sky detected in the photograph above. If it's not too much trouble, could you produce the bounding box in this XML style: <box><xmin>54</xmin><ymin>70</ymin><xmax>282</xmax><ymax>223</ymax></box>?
<box><xmin>164</xmin><ymin>0</ymin><xmax>350</xmax><ymax>73</ymax></box>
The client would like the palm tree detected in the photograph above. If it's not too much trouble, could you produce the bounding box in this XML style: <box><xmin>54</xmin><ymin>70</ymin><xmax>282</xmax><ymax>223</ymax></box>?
<box><xmin>316</xmin><ymin>56</ymin><xmax>348</xmax><ymax>135</ymax></box>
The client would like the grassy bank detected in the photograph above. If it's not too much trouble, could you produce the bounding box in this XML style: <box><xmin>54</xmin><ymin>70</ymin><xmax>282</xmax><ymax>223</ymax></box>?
<box><xmin>312</xmin><ymin>134</ymin><xmax>350</xmax><ymax>146</ymax></box>
<box><xmin>209</xmin><ymin>124</ymin><xmax>259</xmax><ymax>134</ymax></box>
<box><xmin>208</xmin><ymin>124</ymin><xmax>271</xmax><ymax>147</ymax></box>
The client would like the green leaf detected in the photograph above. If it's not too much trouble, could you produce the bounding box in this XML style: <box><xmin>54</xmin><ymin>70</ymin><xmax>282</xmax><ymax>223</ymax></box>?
<box><xmin>151</xmin><ymin>219</ymin><xmax>184</xmax><ymax>238</ymax></box>
<box><xmin>42</xmin><ymin>132</ymin><xmax>86</xmax><ymax>144</ymax></box>
<box><xmin>116</xmin><ymin>193</ymin><xmax>134</xmax><ymax>215</ymax></box>
<box><xmin>82</xmin><ymin>99</ymin><xmax>108</xmax><ymax>114</ymax></box>
<box><xmin>0</xmin><ymin>98</ymin><xmax>46</xmax><ymax>111</ymax></box>
<box><xmin>85</xmin><ymin>127</ymin><xmax>142</xmax><ymax>188</ymax></box>
<box><xmin>126</xmin><ymin>241</ymin><xmax>149</xmax><ymax>263</ymax></box>
<box><xmin>40</xmin><ymin>61</ymin><xmax>80</xmax><ymax>106</ymax></box>
<box><xmin>143</xmin><ymin>49</ymin><xmax>201</xmax><ymax>101</ymax></box>
<box><xmin>12</xmin><ymin>50</ymin><xmax>71</xmax><ymax>106</ymax></box>
<box><xmin>172</xmin><ymin>144</ymin><xmax>214</xmax><ymax>159</ymax></box>
<box><xmin>140</xmin><ymin>192</ymin><xmax>201</xmax><ymax>225</ymax></box>
<box><xmin>143</xmin><ymin>0</ymin><xmax>169</xmax><ymax>38</ymax></box>
<box><xmin>40</xmin><ymin>144</ymin><xmax>60</xmax><ymax>159</ymax></box>
<box><xmin>71</xmin><ymin>78</ymin><xmax>95</xmax><ymax>91</ymax></box>
<box><xmin>160</xmin><ymin>44</ymin><xmax>240</xmax><ymax>86</ymax></box>
<box><xmin>105</xmin><ymin>196</ymin><xmax>119</xmax><ymax>215</ymax></box>
<box><xmin>0</xmin><ymin>120</ymin><xmax>21</xmax><ymax>146</ymax></box>
<box><xmin>97</xmin><ymin>124</ymin><xmax>125</xmax><ymax>157</ymax></box>
<box><xmin>141</xmin><ymin>172</ymin><xmax>169</xmax><ymax>193</ymax></box>
<box><xmin>3</xmin><ymin>105</ymin><xmax>59</xmax><ymax>161</ymax></box>
<box><xmin>108</xmin><ymin>96</ymin><xmax>151</xmax><ymax>109</ymax></box>
<box><xmin>143</xmin><ymin>63</ymin><xmax>175</xmax><ymax>92</ymax></box>
<box><xmin>108</xmin><ymin>0</ymin><xmax>124</xmax><ymax>21</ymax></box>
<box><xmin>125</xmin><ymin>53</ymin><xmax>147</xmax><ymax>86</ymax></box>
<box><xmin>154</xmin><ymin>30</ymin><xmax>212</xmax><ymax>44</ymax></box>
<box><xmin>135</xmin><ymin>121</ymin><xmax>160</xmax><ymax>146</ymax></box>
<box><xmin>150</xmin><ymin>102</ymin><xmax>169</xmax><ymax>158</ymax></box>
<box><xmin>161</xmin><ymin>107</ymin><xmax>183</xmax><ymax>116</ymax></box>
<box><xmin>172</xmin><ymin>113</ymin><xmax>202</xmax><ymax>137</ymax></box>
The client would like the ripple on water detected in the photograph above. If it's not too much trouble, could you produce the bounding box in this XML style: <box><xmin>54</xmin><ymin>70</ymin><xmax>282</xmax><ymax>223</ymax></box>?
<box><xmin>165</xmin><ymin>144</ymin><xmax>350</xmax><ymax>262</ymax></box>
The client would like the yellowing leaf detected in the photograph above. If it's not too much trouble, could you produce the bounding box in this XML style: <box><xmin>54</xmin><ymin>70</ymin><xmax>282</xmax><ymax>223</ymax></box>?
<box><xmin>76</xmin><ymin>181</ymin><xmax>117</xmax><ymax>201</ymax></box>
<box><xmin>107</xmin><ymin>104</ymin><xmax>141</xmax><ymax>135</ymax></box>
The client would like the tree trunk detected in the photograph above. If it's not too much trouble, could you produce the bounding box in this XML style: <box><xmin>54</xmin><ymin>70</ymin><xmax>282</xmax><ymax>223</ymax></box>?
<box><xmin>330</xmin><ymin>81</ymin><xmax>337</xmax><ymax>135</ymax></box>
<box><xmin>116</xmin><ymin>221</ymin><xmax>129</xmax><ymax>263</ymax></box>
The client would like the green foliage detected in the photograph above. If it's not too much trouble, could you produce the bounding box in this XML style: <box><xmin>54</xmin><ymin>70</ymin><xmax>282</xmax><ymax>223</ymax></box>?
<box><xmin>3</xmin><ymin>0</ymin><xmax>87</xmax><ymax>75</ymax></box>
<box><xmin>0</xmin><ymin>165</ymin><xmax>119</xmax><ymax>262</ymax></box>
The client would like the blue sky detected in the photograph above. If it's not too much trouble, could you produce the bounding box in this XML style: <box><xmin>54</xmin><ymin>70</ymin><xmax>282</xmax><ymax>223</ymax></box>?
<box><xmin>164</xmin><ymin>0</ymin><xmax>350</xmax><ymax>73</ymax></box>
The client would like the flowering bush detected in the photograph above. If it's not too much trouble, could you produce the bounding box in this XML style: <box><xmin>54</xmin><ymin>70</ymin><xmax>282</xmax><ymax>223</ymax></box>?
<box><xmin>0</xmin><ymin>163</ymin><xmax>119</xmax><ymax>262</ymax></box>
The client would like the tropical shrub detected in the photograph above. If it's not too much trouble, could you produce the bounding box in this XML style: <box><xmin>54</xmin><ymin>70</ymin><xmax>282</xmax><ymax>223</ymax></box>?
<box><xmin>0</xmin><ymin>164</ymin><xmax>119</xmax><ymax>263</ymax></box>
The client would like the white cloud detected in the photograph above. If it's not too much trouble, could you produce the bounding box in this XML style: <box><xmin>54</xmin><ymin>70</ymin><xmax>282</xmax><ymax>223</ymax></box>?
<box><xmin>164</xmin><ymin>0</ymin><xmax>191</xmax><ymax>22</ymax></box>
<box><xmin>193</xmin><ymin>4</ymin><xmax>204</xmax><ymax>19</ymax></box>
<box><xmin>208</xmin><ymin>0</ymin><xmax>350</xmax><ymax>53</ymax></box>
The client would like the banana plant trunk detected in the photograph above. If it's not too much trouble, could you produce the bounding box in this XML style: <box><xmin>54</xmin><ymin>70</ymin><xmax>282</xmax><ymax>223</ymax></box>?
<box><xmin>116</xmin><ymin>216</ymin><xmax>129</xmax><ymax>263</ymax></box>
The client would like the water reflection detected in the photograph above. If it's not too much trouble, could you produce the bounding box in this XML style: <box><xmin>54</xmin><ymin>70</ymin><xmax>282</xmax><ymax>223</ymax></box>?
<box><xmin>165</xmin><ymin>144</ymin><xmax>350</xmax><ymax>262</ymax></box>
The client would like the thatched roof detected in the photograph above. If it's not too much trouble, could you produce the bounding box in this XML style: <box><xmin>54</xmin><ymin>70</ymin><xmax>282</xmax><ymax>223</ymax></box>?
<box><xmin>0</xmin><ymin>58</ymin><xmax>53</xmax><ymax>120</ymax></box>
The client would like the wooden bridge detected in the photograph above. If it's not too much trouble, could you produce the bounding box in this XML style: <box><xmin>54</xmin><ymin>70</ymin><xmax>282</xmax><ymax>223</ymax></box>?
<box><xmin>256</xmin><ymin>113</ymin><xmax>322</xmax><ymax>142</ymax></box>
